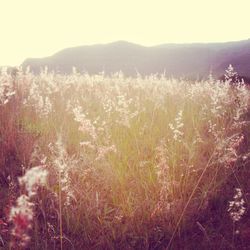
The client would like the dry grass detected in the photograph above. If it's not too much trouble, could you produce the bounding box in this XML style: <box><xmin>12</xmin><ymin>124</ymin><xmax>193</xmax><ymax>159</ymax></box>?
<box><xmin>0</xmin><ymin>67</ymin><xmax>249</xmax><ymax>249</ymax></box>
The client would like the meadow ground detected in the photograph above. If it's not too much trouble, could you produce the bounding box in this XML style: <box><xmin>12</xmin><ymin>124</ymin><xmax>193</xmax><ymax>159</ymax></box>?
<box><xmin>0</xmin><ymin>67</ymin><xmax>249</xmax><ymax>249</ymax></box>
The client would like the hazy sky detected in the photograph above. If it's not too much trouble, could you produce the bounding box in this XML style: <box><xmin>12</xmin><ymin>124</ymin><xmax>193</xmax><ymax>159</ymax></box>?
<box><xmin>0</xmin><ymin>0</ymin><xmax>249</xmax><ymax>66</ymax></box>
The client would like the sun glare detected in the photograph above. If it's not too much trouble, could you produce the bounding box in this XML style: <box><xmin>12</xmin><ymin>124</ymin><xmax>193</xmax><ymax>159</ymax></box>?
<box><xmin>0</xmin><ymin>0</ymin><xmax>249</xmax><ymax>65</ymax></box>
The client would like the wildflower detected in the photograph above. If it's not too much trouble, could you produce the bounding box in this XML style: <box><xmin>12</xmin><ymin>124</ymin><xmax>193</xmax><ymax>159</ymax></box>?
<box><xmin>19</xmin><ymin>166</ymin><xmax>48</xmax><ymax>197</ymax></box>
<box><xmin>24</xmin><ymin>79</ymin><xmax>53</xmax><ymax>117</ymax></box>
<box><xmin>9</xmin><ymin>195</ymin><xmax>33</xmax><ymax>246</ymax></box>
<box><xmin>228</xmin><ymin>188</ymin><xmax>246</xmax><ymax>222</ymax></box>
<box><xmin>169</xmin><ymin>110</ymin><xmax>184</xmax><ymax>142</ymax></box>
<box><xmin>73</xmin><ymin>106</ymin><xmax>97</xmax><ymax>140</ymax></box>
<box><xmin>208</xmin><ymin>120</ymin><xmax>217</xmax><ymax>137</ymax></box>
<box><xmin>115</xmin><ymin>94</ymin><xmax>138</xmax><ymax>128</ymax></box>
<box><xmin>224</xmin><ymin>135</ymin><xmax>244</xmax><ymax>168</ymax></box>
<box><xmin>224</xmin><ymin>64</ymin><xmax>239</xmax><ymax>84</ymax></box>
<box><xmin>9</xmin><ymin>167</ymin><xmax>47</xmax><ymax>247</ymax></box>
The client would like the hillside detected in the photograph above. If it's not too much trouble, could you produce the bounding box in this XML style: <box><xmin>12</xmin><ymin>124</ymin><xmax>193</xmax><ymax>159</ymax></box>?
<box><xmin>22</xmin><ymin>39</ymin><xmax>250</xmax><ymax>78</ymax></box>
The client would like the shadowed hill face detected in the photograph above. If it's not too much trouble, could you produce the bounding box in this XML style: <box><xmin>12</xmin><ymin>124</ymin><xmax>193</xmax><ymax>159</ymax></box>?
<box><xmin>22</xmin><ymin>40</ymin><xmax>250</xmax><ymax>78</ymax></box>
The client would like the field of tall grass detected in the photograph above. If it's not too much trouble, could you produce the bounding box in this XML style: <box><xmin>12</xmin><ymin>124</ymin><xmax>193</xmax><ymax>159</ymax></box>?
<box><xmin>0</xmin><ymin>66</ymin><xmax>249</xmax><ymax>249</ymax></box>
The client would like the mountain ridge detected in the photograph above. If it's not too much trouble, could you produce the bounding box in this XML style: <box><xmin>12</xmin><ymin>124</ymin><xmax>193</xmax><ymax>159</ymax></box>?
<box><xmin>22</xmin><ymin>39</ymin><xmax>250</xmax><ymax>78</ymax></box>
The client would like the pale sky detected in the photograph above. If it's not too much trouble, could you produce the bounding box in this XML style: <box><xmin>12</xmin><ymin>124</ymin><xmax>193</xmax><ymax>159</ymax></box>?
<box><xmin>0</xmin><ymin>0</ymin><xmax>250</xmax><ymax>66</ymax></box>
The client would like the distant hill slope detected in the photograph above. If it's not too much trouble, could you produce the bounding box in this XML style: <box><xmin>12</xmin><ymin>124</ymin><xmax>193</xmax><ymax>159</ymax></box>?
<box><xmin>22</xmin><ymin>40</ymin><xmax>250</xmax><ymax>78</ymax></box>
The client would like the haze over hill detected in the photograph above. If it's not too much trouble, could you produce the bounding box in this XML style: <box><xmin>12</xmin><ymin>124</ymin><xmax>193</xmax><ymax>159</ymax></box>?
<box><xmin>22</xmin><ymin>39</ymin><xmax>250</xmax><ymax>78</ymax></box>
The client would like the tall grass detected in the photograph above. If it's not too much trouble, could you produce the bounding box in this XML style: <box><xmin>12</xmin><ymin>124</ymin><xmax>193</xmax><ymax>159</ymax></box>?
<box><xmin>0</xmin><ymin>67</ymin><xmax>249</xmax><ymax>249</ymax></box>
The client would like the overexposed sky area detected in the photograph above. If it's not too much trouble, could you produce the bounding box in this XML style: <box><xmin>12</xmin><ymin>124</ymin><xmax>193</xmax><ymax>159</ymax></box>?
<box><xmin>0</xmin><ymin>0</ymin><xmax>250</xmax><ymax>66</ymax></box>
